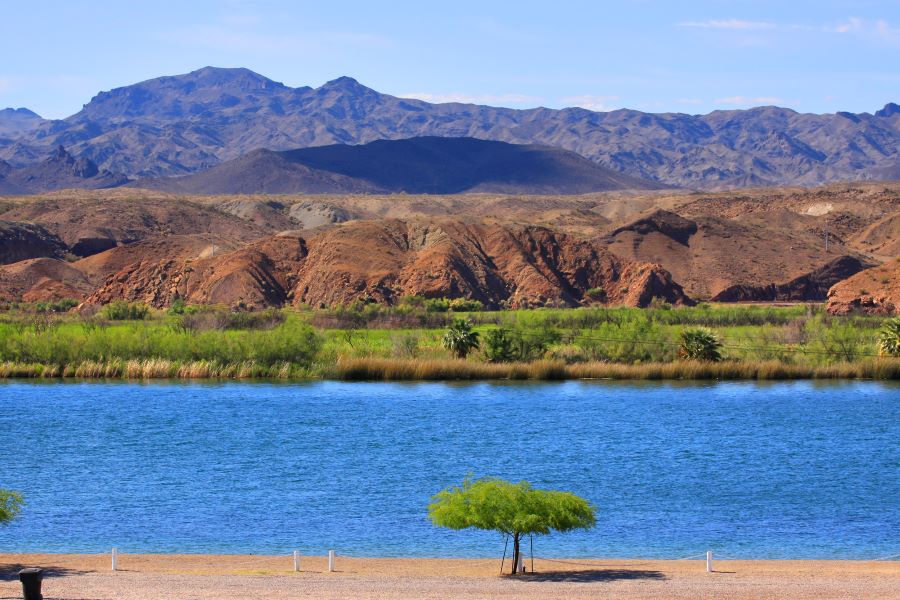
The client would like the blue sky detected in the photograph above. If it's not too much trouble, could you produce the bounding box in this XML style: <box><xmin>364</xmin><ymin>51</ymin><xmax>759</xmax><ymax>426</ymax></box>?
<box><xmin>1</xmin><ymin>0</ymin><xmax>898</xmax><ymax>119</ymax></box>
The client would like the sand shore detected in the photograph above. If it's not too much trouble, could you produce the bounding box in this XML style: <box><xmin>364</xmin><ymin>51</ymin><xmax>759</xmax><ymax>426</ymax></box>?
<box><xmin>1</xmin><ymin>553</ymin><xmax>898</xmax><ymax>599</ymax></box>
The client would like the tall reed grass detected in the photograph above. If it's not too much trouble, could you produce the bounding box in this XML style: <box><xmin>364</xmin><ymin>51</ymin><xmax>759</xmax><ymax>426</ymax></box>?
<box><xmin>0</xmin><ymin>359</ymin><xmax>303</xmax><ymax>380</ymax></box>
<box><xmin>337</xmin><ymin>357</ymin><xmax>900</xmax><ymax>381</ymax></box>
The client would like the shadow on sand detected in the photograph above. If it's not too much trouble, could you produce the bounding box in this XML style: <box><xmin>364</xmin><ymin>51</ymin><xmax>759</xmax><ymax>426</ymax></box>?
<box><xmin>514</xmin><ymin>568</ymin><xmax>667</xmax><ymax>583</ymax></box>
<box><xmin>0</xmin><ymin>563</ymin><xmax>87</xmax><ymax>582</ymax></box>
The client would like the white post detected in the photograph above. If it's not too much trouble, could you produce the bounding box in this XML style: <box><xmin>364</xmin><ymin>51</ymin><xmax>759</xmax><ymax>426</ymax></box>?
<box><xmin>328</xmin><ymin>550</ymin><xmax>335</xmax><ymax>572</ymax></box>
<box><xmin>516</xmin><ymin>552</ymin><xmax>525</xmax><ymax>573</ymax></box>
<box><xmin>706</xmin><ymin>551</ymin><xmax>713</xmax><ymax>573</ymax></box>
<box><xmin>293</xmin><ymin>550</ymin><xmax>300</xmax><ymax>572</ymax></box>
<box><xmin>111</xmin><ymin>547</ymin><xmax>118</xmax><ymax>571</ymax></box>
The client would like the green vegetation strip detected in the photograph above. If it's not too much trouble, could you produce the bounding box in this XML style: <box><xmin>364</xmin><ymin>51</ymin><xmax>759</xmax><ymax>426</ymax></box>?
<box><xmin>0</xmin><ymin>302</ymin><xmax>897</xmax><ymax>381</ymax></box>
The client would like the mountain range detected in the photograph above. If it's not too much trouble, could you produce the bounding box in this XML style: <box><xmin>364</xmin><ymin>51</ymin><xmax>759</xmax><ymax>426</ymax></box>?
<box><xmin>1</xmin><ymin>66</ymin><xmax>899</xmax><ymax>191</ymax></box>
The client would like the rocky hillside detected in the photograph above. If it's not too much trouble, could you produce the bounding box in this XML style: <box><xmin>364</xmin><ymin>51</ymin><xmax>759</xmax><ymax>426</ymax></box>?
<box><xmin>827</xmin><ymin>260</ymin><xmax>900</xmax><ymax>315</ymax></box>
<box><xmin>1</xmin><ymin>184</ymin><xmax>897</xmax><ymax>310</ymax></box>
<box><xmin>1</xmin><ymin>67</ymin><xmax>898</xmax><ymax>189</ymax></box>
<box><xmin>603</xmin><ymin>209</ymin><xmax>873</xmax><ymax>300</ymax></box>
<box><xmin>137</xmin><ymin>137</ymin><xmax>659</xmax><ymax>195</ymax></box>
<box><xmin>0</xmin><ymin>219</ymin><xmax>691</xmax><ymax>309</ymax></box>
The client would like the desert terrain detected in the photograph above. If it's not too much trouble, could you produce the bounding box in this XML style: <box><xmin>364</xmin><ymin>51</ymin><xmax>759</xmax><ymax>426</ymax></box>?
<box><xmin>0</xmin><ymin>181</ymin><xmax>897</xmax><ymax>313</ymax></box>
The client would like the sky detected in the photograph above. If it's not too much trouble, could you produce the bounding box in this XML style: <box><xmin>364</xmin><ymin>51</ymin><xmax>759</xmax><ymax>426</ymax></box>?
<box><xmin>1</xmin><ymin>0</ymin><xmax>898</xmax><ymax>119</ymax></box>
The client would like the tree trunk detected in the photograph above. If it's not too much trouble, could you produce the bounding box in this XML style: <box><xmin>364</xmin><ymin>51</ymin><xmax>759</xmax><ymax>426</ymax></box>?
<box><xmin>511</xmin><ymin>532</ymin><xmax>520</xmax><ymax>575</ymax></box>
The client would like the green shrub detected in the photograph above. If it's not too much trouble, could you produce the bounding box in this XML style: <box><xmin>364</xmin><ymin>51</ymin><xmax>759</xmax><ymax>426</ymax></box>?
<box><xmin>877</xmin><ymin>317</ymin><xmax>900</xmax><ymax>357</ymax></box>
<box><xmin>399</xmin><ymin>295</ymin><xmax>425</xmax><ymax>308</ymax></box>
<box><xmin>442</xmin><ymin>319</ymin><xmax>480</xmax><ymax>359</ymax></box>
<box><xmin>449</xmin><ymin>298</ymin><xmax>484</xmax><ymax>312</ymax></box>
<box><xmin>34</xmin><ymin>299</ymin><xmax>79</xmax><ymax>313</ymax></box>
<box><xmin>390</xmin><ymin>332</ymin><xmax>421</xmax><ymax>358</ymax></box>
<box><xmin>678</xmin><ymin>328</ymin><xmax>723</xmax><ymax>361</ymax></box>
<box><xmin>585</xmin><ymin>287</ymin><xmax>606</xmax><ymax>301</ymax></box>
<box><xmin>484</xmin><ymin>328</ymin><xmax>515</xmax><ymax>362</ymax></box>
<box><xmin>424</xmin><ymin>298</ymin><xmax>451</xmax><ymax>313</ymax></box>
<box><xmin>103</xmin><ymin>301</ymin><xmax>150</xmax><ymax>321</ymax></box>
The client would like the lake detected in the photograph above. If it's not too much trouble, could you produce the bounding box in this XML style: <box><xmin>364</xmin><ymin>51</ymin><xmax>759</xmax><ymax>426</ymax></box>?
<box><xmin>0</xmin><ymin>380</ymin><xmax>897</xmax><ymax>559</ymax></box>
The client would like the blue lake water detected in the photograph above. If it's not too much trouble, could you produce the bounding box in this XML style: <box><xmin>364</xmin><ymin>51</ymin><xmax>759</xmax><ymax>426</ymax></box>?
<box><xmin>0</xmin><ymin>380</ymin><xmax>898</xmax><ymax>559</ymax></box>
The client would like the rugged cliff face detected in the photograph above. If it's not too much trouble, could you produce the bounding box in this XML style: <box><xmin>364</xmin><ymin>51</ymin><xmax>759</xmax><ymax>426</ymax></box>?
<box><xmin>0</xmin><ymin>220</ymin><xmax>67</xmax><ymax>264</ymax></box>
<box><xmin>80</xmin><ymin>221</ymin><xmax>691</xmax><ymax>309</ymax></box>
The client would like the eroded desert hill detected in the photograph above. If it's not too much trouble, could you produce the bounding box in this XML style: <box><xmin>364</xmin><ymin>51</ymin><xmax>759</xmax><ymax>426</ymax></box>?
<box><xmin>0</xmin><ymin>182</ymin><xmax>897</xmax><ymax>312</ymax></box>
<box><xmin>827</xmin><ymin>259</ymin><xmax>900</xmax><ymax>315</ymax></box>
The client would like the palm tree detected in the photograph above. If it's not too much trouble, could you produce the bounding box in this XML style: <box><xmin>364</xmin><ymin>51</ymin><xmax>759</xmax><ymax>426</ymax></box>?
<box><xmin>678</xmin><ymin>327</ymin><xmax>723</xmax><ymax>361</ymax></box>
<box><xmin>443</xmin><ymin>319</ymin><xmax>480</xmax><ymax>359</ymax></box>
<box><xmin>877</xmin><ymin>317</ymin><xmax>900</xmax><ymax>357</ymax></box>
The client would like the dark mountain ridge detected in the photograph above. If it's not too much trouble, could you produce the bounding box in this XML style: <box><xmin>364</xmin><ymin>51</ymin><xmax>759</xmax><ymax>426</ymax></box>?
<box><xmin>0</xmin><ymin>145</ymin><xmax>128</xmax><ymax>194</ymax></box>
<box><xmin>1</xmin><ymin>66</ymin><xmax>898</xmax><ymax>189</ymax></box>
<box><xmin>137</xmin><ymin>136</ymin><xmax>662</xmax><ymax>195</ymax></box>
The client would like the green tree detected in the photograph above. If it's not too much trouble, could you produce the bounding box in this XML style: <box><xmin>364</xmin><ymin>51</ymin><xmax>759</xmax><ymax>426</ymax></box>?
<box><xmin>484</xmin><ymin>328</ymin><xmax>515</xmax><ymax>362</ymax></box>
<box><xmin>877</xmin><ymin>317</ymin><xmax>900</xmax><ymax>357</ymax></box>
<box><xmin>442</xmin><ymin>319</ymin><xmax>480</xmax><ymax>359</ymax></box>
<box><xmin>429</xmin><ymin>477</ymin><xmax>595</xmax><ymax>575</ymax></box>
<box><xmin>678</xmin><ymin>327</ymin><xmax>723</xmax><ymax>361</ymax></box>
<box><xmin>0</xmin><ymin>489</ymin><xmax>23</xmax><ymax>525</ymax></box>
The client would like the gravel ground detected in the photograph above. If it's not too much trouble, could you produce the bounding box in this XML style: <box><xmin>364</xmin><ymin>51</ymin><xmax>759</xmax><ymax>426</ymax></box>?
<box><xmin>1</xmin><ymin>554</ymin><xmax>898</xmax><ymax>599</ymax></box>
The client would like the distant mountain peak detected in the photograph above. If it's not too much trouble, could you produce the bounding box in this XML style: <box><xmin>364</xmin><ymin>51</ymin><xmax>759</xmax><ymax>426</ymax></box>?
<box><xmin>0</xmin><ymin>107</ymin><xmax>41</xmax><ymax>118</ymax></box>
<box><xmin>0</xmin><ymin>107</ymin><xmax>47</xmax><ymax>138</ymax></box>
<box><xmin>875</xmin><ymin>102</ymin><xmax>900</xmax><ymax>118</ymax></box>
<box><xmin>318</xmin><ymin>76</ymin><xmax>375</xmax><ymax>95</ymax></box>
<box><xmin>186</xmin><ymin>66</ymin><xmax>284</xmax><ymax>87</ymax></box>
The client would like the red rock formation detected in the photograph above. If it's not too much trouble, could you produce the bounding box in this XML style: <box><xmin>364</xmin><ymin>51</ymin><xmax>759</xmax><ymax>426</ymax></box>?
<box><xmin>826</xmin><ymin>260</ymin><xmax>900</xmax><ymax>315</ymax></box>
<box><xmin>84</xmin><ymin>221</ymin><xmax>692</xmax><ymax>309</ymax></box>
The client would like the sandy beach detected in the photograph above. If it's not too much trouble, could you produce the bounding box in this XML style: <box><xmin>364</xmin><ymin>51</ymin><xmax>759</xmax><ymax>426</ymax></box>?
<box><xmin>1</xmin><ymin>554</ymin><xmax>898</xmax><ymax>599</ymax></box>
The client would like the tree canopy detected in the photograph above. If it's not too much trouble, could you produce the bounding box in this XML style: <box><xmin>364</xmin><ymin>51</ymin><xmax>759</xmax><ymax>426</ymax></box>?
<box><xmin>678</xmin><ymin>327</ymin><xmax>723</xmax><ymax>361</ymax></box>
<box><xmin>877</xmin><ymin>317</ymin><xmax>900</xmax><ymax>357</ymax></box>
<box><xmin>429</xmin><ymin>477</ymin><xmax>595</xmax><ymax>574</ymax></box>
<box><xmin>0</xmin><ymin>489</ymin><xmax>23</xmax><ymax>525</ymax></box>
<box><xmin>442</xmin><ymin>319</ymin><xmax>480</xmax><ymax>359</ymax></box>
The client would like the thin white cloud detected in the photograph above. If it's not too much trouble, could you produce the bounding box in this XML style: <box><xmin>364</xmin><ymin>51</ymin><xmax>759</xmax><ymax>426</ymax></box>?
<box><xmin>829</xmin><ymin>17</ymin><xmax>864</xmax><ymax>33</ymax></box>
<box><xmin>676</xmin><ymin>98</ymin><xmax>704</xmax><ymax>105</ymax></box>
<box><xmin>715</xmin><ymin>96</ymin><xmax>784</xmax><ymax>106</ymax></box>
<box><xmin>826</xmin><ymin>17</ymin><xmax>900</xmax><ymax>42</ymax></box>
<box><xmin>679</xmin><ymin>19</ymin><xmax>776</xmax><ymax>30</ymax></box>
<box><xmin>0</xmin><ymin>77</ymin><xmax>11</xmax><ymax>93</ymax></box>
<box><xmin>560</xmin><ymin>95</ymin><xmax>620</xmax><ymax>112</ymax></box>
<box><xmin>399</xmin><ymin>92</ymin><xmax>543</xmax><ymax>107</ymax></box>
